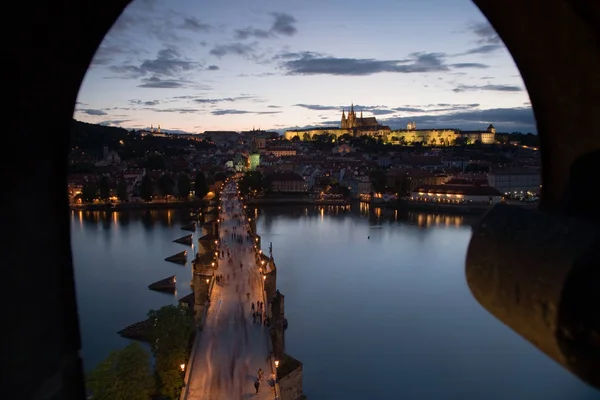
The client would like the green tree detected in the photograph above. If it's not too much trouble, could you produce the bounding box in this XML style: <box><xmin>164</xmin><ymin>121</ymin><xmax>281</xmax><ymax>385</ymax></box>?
<box><xmin>194</xmin><ymin>171</ymin><xmax>208</xmax><ymax>199</ymax></box>
<box><xmin>147</xmin><ymin>305</ymin><xmax>194</xmax><ymax>399</ymax></box>
<box><xmin>239</xmin><ymin>171</ymin><xmax>264</xmax><ymax>195</ymax></box>
<box><xmin>369</xmin><ymin>169</ymin><xmax>387</xmax><ymax>193</ymax></box>
<box><xmin>86</xmin><ymin>341</ymin><xmax>154</xmax><ymax>400</ymax></box>
<box><xmin>302</xmin><ymin>132</ymin><xmax>310</xmax><ymax>141</ymax></box>
<box><xmin>81</xmin><ymin>181</ymin><xmax>97</xmax><ymax>203</ymax></box>
<box><xmin>340</xmin><ymin>133</ymin><xmax>353</xmax><ymax>142</ymax></box>
<box><xmin>116</xmin><ymin>179</ymin><xmax>129</xmax><ymax>202</ymax></box>
<box><xmin>139</xmin><ymin>175</ymin><xmax>154</xmax><ymax>202</ymax></box>
<box><xmin>158</xmin><ymin>174</ymin><xmax>175</xmax><ymax>198</ymax></box>
<box><xmin>177</xmin><ymin>173</ymin><xmax>191</xmax><ymax>199</ymax></box>
<box><xmin>144</xmin><ymin>154</ymin><xmax>166</xmax><ymax>170</ymax></box>
<box><xmin>98</xmin><ymin>176</ymin><xmax>111</xmax><ymax>201</ymax></box>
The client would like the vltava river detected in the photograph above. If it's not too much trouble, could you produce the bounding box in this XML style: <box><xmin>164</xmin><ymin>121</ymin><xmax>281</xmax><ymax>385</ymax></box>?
<box><xmin>70</xmin><ymin>205</ymin><xmax>600</xmax><ymax>400</ymax></box>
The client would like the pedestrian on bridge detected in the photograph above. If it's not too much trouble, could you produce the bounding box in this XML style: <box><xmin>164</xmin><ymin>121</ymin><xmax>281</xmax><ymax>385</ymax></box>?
<box><xmin>254</xmin><ymin>379</ymin><xmax>260</xmax><ymax>393</ymax></box>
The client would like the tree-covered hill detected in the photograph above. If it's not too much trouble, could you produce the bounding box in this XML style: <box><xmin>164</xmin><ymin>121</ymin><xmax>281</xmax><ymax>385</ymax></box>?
<box><xmin>70</xmin><ymin>119</ymin><xmax>214</xmax><ymax>161</ymax></box>
<box><xmin>70</xmin><ymin>119</ymin><xmax>129</xmax><ymax>156</ymax></box>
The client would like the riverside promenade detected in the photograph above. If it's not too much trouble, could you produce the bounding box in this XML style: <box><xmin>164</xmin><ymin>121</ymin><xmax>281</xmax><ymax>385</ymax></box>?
<box><xmin>183</xmin><ymin>184</ymin><xmax>276</xmax><ymax>400</ymax></box>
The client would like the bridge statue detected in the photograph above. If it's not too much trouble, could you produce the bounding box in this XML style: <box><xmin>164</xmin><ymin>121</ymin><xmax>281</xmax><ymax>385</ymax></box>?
<box><xmin>269</xmin><ymin>242</ymin><xmax>273</xmax><ymax>259</ymax></box>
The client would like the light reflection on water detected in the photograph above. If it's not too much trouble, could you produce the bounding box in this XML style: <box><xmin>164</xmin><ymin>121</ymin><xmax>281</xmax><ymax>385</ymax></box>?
<box><xmin>71</xmin><ymin>206</ymin><xmax>599</xmax><ymax>400</ymax></box>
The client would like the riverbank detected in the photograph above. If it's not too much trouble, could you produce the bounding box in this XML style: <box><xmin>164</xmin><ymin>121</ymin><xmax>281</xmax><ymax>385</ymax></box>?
<box><xmin>70</xmin><ymin>200</ymin><xmax>207</xmax><ymax>211</ymax></box>
<box><xmin>365</xmin><ymin>199</ymin><xmax>537</xmax><ymax>216</ymax></box>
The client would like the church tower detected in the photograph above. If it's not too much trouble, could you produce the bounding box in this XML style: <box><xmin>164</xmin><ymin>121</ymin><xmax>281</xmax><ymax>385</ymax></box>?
<box><xmin>341</xmin><ymin>109</ymin><xmax>347</xmax><ymax>129</ymax></box>
<box><xmin>249</xmin><ymin>135</ymin><xmax>260</xmax><ymax>171</ymax></box>
<box><xmin>348</xmin><ymin>103</ymin><xmax>356</xmax><ymax>128</ymax></box>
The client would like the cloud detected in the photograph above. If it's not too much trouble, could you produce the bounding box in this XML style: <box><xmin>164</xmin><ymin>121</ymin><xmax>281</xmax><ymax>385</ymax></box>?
<box><xmin>393</xmin><ymin>103</ymin><xmax>481</xmax><ymax>113</ymax></box>
<box><xmin>212</xmin><ymin>109</ymin><xmax>281</xmax><ymax>116</ymax></box>
<box><xmin>129</xmin><ymin>99</ymin><xmax>160</xmax><ymax>106</ymax></box>
<box><xmin>78</xmin><ymin>109</ymin><xmax>107</xmax><ymax>116</ymax></box>
<box><xmin>137</xmin><ymin>76</ymin><xmax>188</xmax><ymax>88</ymax></box>
<box><xmin>280</xmin><ymin>51</ymin><xmax>453</xmax><ymax>76</ymax></box>
<box><xmin>99</xmin><ymin>119</ymin><xmax>131</xmax><ymax>126</ymax></box>
<box><xmin>207</xmin><ymin>65</ymin><xmax>220</xmax><ymax>70</ymax></box>
<box><xmin>193</xmin><ymin>96</ymin><xmax>256</xmax><ymax>104</ymax></box>
<box><xmin>294</xmin><ymin>103</ymin><xmax>482</xmax><ymax>116</ymax></box>
<box><xmin>210</xmin><ymin>42</ymin><xmax>256</xmax><ymax>58</ymax></box>
<box><xmin>294</xmin><ymin>104</ymin><xmax>339</xmax><ymax>111</ymax></box>
<box><xmin>471</xmin><ymin>22</ymin><xmax>501</xmax><ymax>45</ymax></box>
<box><xmin>458</xmin><ymin>22</ymin><xmax>503</xmax><ymax>56</ymax></box>
<box><xmin>92</xmin><ymin>42</ymin><xmax>140</xmax><ymax>66</ymax></box>
<box><xmin>235</xmin><ymin>12</ymin><xmax>297</xmax><ymax>40</ymax></box>
<box><xmin>144</xmin><ymin>108</ymin><xmax>198</xmax><ymax>114</ymax></box>
<box><xmin>212</xmin><ymin>109</ymin><xmax>252</xmax><ymax>115</ymax></box>
<box><xmin>450</xmin><ymin>62</ymin><xmax>489</xmax><ymax>69</ymax></box>
<box><xmin>380</xmin><ymin>107</ymin><xmax>536</xmax><ymax>132</ymax></box>
<box><xmin>178</xmin><ymin>17</ymin><xmax>211</xmax><ymax>32</ymax></box>
<box><xmin>109</xmin><ymin>47</ymin><xmax>199</xmax><ymax>77</ymax></box>
<box><xmin>453</xmin><ymin>84</ymin><xmax>522</xmax><ymax>93</ymax></box>
<box><xmin>268</xmin><ymin>105</ymin><xmax>281</xmax><ymax>108</ymax></box>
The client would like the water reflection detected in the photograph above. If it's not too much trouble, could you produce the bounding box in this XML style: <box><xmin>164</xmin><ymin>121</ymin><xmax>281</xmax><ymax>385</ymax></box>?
<box><xmin>254</xmin><ymin>204</ymin><xmax>474</xmax><ymax>229</ymax></box>
<box><xmin>75</xmin><ymin>208</ymin><xmax>192</xmax><ymax>229</ymax></box>
<box><xmin>70</xmin><ymin>205</ymin><xmax>600</xmax><ymax>399</ymax></box>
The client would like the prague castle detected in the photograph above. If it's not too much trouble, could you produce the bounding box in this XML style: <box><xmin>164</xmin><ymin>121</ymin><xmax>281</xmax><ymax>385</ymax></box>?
<box><xmin>284</xmin><ymin>104</ymin><xmax>391</xmax><ymax>141</ymax></box>
<box><xmin>389</xmin><ymin>121</ymin><xmax>496</xmax><ymax>145</ymax></box>
<box><xmin>284</xmin><ymin>103</ymin><xmax>496</xmax><ymax>145</ymax></box>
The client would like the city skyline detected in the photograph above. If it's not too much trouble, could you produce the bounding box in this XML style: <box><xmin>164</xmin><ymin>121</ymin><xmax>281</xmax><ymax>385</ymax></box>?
<box><xmin>75</xmin><ymin>0</ymin><xmax>535</xmax><ymax>134</ymax></box>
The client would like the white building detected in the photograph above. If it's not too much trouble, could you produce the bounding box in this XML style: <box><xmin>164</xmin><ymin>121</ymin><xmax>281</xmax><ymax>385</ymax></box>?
<box><xmin>488</xmin><ymin>167</ymin><xmax>541</xmax><ymax>195</ymax></box>
<box><xmin>411</xmin><ymin>184</ymin><xmax>503</xmax><ymax>205</ymax></box>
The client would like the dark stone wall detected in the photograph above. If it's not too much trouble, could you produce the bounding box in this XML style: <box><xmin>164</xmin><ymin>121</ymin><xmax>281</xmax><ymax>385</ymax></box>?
<box><xmin>7</xmin><ymin>1</ymin><xmax>600</xmax><ymax>398</ymax></box>
<box><xmin>278</xmin><ymin>362</ymin><xmax>304</xmax><ymax>400</ymax></box>
<box><xmin>473</xmin><ymin>0</ymin><xmax>600</xmax><ymax>213</ymax></box>
<box><xmin>466</xmin><ymin>204</ymin><xmax>600</xmax><ymax>388</ymax></box>
<box><xmin>264</xmin><ymin>269</ymin><xmax>277</xmax><ymax>302</ymax></box>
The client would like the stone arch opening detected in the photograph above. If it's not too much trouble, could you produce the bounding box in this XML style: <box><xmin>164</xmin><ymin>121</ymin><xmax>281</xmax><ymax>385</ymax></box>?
<box><xmin>4</xmin><ymin>0</ymin><xmax>600</xmax><ymax>398</ymax></box>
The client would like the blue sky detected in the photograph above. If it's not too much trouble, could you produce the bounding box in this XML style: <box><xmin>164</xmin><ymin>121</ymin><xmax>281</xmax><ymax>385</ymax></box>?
<box><xmin>75</xmin><ymin>0</ymin><xmax>535</xmax><ymax>134</ymax></box>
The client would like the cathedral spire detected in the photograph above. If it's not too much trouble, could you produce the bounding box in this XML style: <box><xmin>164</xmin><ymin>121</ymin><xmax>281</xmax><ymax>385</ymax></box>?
<box><xmin>351</xmin><ymin>103</ymin><xmax>354</xmax><ymax>113</ymax></box>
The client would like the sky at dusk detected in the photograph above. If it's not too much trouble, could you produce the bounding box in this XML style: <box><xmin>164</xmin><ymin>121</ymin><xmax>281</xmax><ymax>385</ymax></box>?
<box><xmin>75</xmin><ymin>0</ymin><xmax>536</xmax><ymax>134</ymax></box>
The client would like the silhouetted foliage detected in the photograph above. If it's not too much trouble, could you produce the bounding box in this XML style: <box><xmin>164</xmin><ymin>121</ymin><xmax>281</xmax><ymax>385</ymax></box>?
<box><xmin>497</xmin><ymin>132</ymin><xmax>539</xmax><ymax>147</ymax></box>
<box><xmin>339</xmin><ymin>133</ymin><xmax>353</xmax><ymax>142</ymax></box>
<box><xmin>369</xmin><ymin>169</ymin><xmax>387</xmax><ymax>193</ymax></box>
<box><xmin>177</xmin><ymin>173</ymin><xmax>191</xmax><ymax>199</ymax></box>
<box><xmin>70</xmin><ymin>119</ymin><xmax>215</xmax><ymax>162</ymax></box>
<box><xmin>70</xmin><ymin>119</ymin><xmax>128</xmax><ymax>158</ymax></box>
<box><xmin>139</xmin><ymin>175</ymin><xmax>154</xmax><ymax>201</ymax></box>
<box><xmin>86</xmin><ymin>341</ymin><xmax>154</xmax><ymax>400</ymax></box>
<box><xmin>144</xmin><ymin>155</ymin><xmax>166</xmax><ymax>170</ymax></box>
<box><xmin>158</xmin><ymin>174</ymin><xmax>175</xmax><ymax>197</ymax></box>
<box><xmin>81</xmin><ymin>181</ymin><xmax>97</xmax><ymax>203</ymax></box>
<box><xmin>116</xmin><ymin>179</ymin><xmax>129</xmax><ymax>202</ymax></box>
<box><xmin>68</xmin><ymin>162</ymin><xmax>95</xmax><ymax>174</ymax></box>
<box><xmin>239</xmin><ymin>171</ymin><xmax>265</xmax><ymax>195</ymax></box>
<box><xmin>147</xmin><ymin>305</ymin><xmax>194</xmax><ymax>400</ymax></box>
<box><xmin>98</xmin><ymin>176</ymin><xmax>110</xmax><ymax>201</ymax></box>
<box><xmin>213</xmin><ymin>171</ymin><xmax>227</xmax><ymax>182</ymax></box>
<box><xmin>194</xmin><ymin>171</ymin><xmax>208</xmax><ymax>199</ymax></box>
